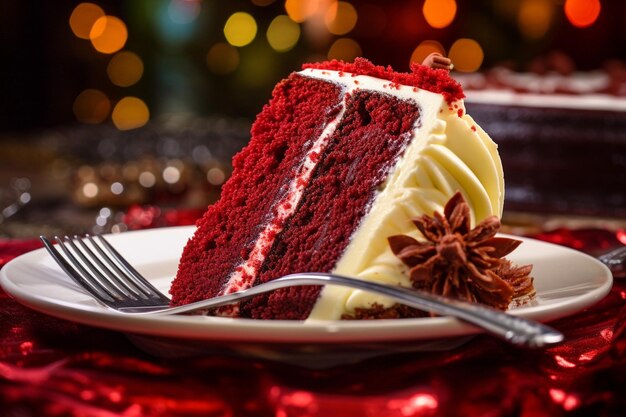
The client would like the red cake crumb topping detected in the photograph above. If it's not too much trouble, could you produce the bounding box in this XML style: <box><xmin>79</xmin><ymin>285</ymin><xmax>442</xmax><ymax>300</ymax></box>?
<box><xmin>304</xmin><ymin>58</ymin><xmax>465</xmax><ymax>104</ymax></box>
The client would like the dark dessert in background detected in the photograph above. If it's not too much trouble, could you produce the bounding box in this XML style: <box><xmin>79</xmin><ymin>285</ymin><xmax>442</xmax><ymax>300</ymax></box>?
<box><xmin>458</xmin><ymin>56</ymin><xmax>626</xmax><ymax>218</ymax></box>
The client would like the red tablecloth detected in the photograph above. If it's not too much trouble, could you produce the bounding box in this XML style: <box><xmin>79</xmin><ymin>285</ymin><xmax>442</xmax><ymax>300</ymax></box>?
<box><xmin>0</xmin><ymin>233</ymin><xmax>624</xmax><ymax>417</ymax></box>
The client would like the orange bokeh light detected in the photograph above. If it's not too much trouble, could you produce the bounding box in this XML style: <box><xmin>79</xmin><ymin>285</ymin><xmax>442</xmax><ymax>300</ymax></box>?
<box><xmin>69</xmin><ymin>3</ymin><xmax>104</xmax><ymax>39</ymax></box>
<box><xmin>448</xmin><ymin>38</ymin><xmax>484</xmax><ymax>72</ymax></box>
<box><xmin>518</xmin><ymin>0</ymin><xmax>554</xmax><ymax>39</ymax></box>
<box><xmin>90</xmin><ymin>16</ymin><xmax>128</xmax><ymax>54</ymax></box>
<box><xmin>423</xmin><ymin>0</ymin><xmax>457</xmax><ymax>29</ymax></box>
<box><xmin>325</xmin><ymin>1</ymin><xmax>358</xmax><ymax>35</ymax></box>
<box><xmin>285</xmin><ymin>0</ymin><xmax>320</xmax><ymax>23</ymax></box>
<box><xmin>112</xmin><ymin>97</ymin><xmax>150</xmax><ymax>130</ymax></box>
<box><xmin>73</xmin><ymin>89</ymin><xmax>110</xmax><ymax>124</ymax></box>
<box><xmin>564</xmin><ymin>0</ymin><xmax>601</xmax><ymax>28</ymax></box>
<box><xmin>327</xmin><ymin>38</ymin><xmax>361</xmax><ymax>61</ymax></box>
<box><xmin>107</xmin><ymin>51</ymin><xmax>144</xmax><ymax>87</ymax></box>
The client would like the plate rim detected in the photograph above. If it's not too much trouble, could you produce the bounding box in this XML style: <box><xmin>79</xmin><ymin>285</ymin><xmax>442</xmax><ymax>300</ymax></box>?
<box><xmin>0</xmin><ymin>226</ymin><xmax>614</xmax><ymax>344</ymax></box>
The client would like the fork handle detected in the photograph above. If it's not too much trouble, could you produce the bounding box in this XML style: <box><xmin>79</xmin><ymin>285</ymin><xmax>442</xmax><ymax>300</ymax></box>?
<box><xmin>125</xmin><ymin>272</ymin><xmax>563</xmax><ymax>348</ymax></box>
<box><xmin>598</xmin><ymin>246</ymin><xmax>625</xmax><ymax>279</ymax></box>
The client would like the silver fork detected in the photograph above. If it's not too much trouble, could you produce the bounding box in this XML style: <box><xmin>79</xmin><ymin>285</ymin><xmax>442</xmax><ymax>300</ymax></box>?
<box><xmin>40</xmin><ymin>234</ymin><xmax>565</xmax><ymax>348</ymax></box>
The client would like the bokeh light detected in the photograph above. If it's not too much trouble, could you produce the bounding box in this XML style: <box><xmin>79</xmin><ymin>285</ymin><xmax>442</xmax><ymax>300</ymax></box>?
<box><xmin>112</xmin><ymin>97</ymin><xmax>150</xmax><ymax>130</ymax></box>
<box><xmin>409</xmin><ymin>40</ymin><xmax>445</xmax><ymax>66</ymax></box>
<box><xmin>224</xmin><ymin>12</ymin><xmax>257</xmax><ymax>47</ymax></box>
<box><xmin>69</xmin><ymin>3</ymin><xmax>105</xmax><ymax>39</ymax></box>
<box><xmin>110</xmin><ymin>182</ymin><xmax>124</xmax><ymax>195</ymax></box>
<box><xmin>73</xmin><ymin>89</ymin><xmax>111</xmax><ymax>124</ymax></box>
<box><xmin>325</xmin><ymin>1</ymin><xmax>358</xmax><ymax>35</ymax></box>
<box><xmin>89</xmin><ymin>15</ymin><xmax>128</xmax><ymax>54</ymax></box>
<box><xmin>564</xmin><ymin>0</ymin><xmax>601</xmax><ymax>28</ymax></box>
<box><xmin>448</xmin><ymin>38</ymin><xmax>484</xmax><ymax>72</ymax></box>
<box><xmin>163</xmin><ymin>166</ymin><xmax>181</xmax><ymax>184</ymax></box>
<box><xmin>207</xmin><ymin>167</ymin><xmax>226</xmax><ymax>186</ymax></box>
<box><xmin>167</xmin><ymin>0</ymin><xmax>201</xmax><ymax>24</ymax></box>
<box><xmin>207</xmin><ymin>42</ymin><xmax>240</xmax><ymax>74</ymax></box>
<box><xmin>285</xmin><ymin>0</ymin><xmax>320</xmax><ymax>23</ymax></box>
<box><xmin>423</xmin><ymin>0</ymin><xmax>457</xmax><ymax>29</ymax></box>
<box><xmin>139</xmin><ymin>171</ymin><xmax>156</xmax><ymax>188</ymax></box>
<box><xmin>82</xmin><ymin>183</ymin><xmax>99</xmax><ymax>199</ymax></box>
<box><xmin>107</xmin><ymin>51</ymin><xmax>144</xmax><ymax>87</ymax></box>
<box><xmin>518</xmin><ymin>0</ymin><xmax>554</xmax><ymax>39</ymax></box>
<box><xmin>327</xmin><ymin>38</ymin><xmax>361</xmax><ymax>61</ymax></box>
<box><xmin>267</xmin><ymin>15</ymin><xmax>301</xmax><ymax>52</ymax></box>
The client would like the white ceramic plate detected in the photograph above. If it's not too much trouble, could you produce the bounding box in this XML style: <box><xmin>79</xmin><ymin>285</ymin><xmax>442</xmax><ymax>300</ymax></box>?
<box><xmin>0</xmin><ymin>226</ymin><xmax>613</xmax><ymax>365</ymax></box>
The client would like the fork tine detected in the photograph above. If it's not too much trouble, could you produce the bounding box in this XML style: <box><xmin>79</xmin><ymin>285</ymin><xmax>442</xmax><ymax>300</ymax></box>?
<box><xmin>91</xmin><ymin>235</ymin><xmax>169</xmax><ymax>302</ymax></box>
<box><xmin>57</xmin><ymin>236</ymin><xmax>128</xmax><ymax>300</ymax></box>
<box><xmin>39</xmin><ymin>236</ymin><xmax>117</xmax><ymax>304</ymax></box>
<box><xmin>72</xmin><ymin>235</ymin><xmax>146</xmax><ymax>300</ymax></box>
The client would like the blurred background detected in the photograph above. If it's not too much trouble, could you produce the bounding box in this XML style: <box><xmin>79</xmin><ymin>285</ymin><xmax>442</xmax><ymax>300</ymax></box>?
<box><xmin>0</xmin><ymin>0</ymin><xmax>625</xmax><ymax>238</ymax></box>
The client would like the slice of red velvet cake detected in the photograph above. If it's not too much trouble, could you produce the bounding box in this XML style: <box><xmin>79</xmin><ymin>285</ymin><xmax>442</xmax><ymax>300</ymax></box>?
<box><xmin>171</xmin><ymin>58</ymin><xmax>524</xmax><ymax>320</ymax></box>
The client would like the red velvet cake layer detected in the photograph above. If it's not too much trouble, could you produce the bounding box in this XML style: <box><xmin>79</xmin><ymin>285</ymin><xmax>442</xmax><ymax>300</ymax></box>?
<box><xmin>239</xmin><ymin>90</ymin><xmax>421</xmax><ymax>319</ymax></box>
<box><xmin>170</xmin><ymin>75</ymin><xmax>342</xmax><ymax>306</ymax></box>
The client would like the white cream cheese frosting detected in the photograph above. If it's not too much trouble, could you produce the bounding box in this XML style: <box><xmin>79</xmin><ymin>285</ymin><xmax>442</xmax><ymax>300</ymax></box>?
<box><xmin>304</xmin><ymin>69</ymin><xmax>505</xmax><ymax>321</ymax></box>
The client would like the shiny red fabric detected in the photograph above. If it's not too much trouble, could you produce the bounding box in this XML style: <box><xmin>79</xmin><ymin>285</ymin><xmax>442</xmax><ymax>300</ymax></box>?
<box><xmin>1</xmin><ymin>230</ymin><xmax>624</xmax><ymax>417</ymax></box>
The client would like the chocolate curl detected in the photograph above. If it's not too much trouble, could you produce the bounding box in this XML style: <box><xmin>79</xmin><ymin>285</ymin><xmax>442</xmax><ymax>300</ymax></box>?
<box><xmin>422</xmin><ymin>52</ymin><xmax>454</xmax><ymax>71</ymax></box>
<box><xmin>388</xmin><ymin>192</ymin><xmax>534</xmax><ymax>310</ymax></box>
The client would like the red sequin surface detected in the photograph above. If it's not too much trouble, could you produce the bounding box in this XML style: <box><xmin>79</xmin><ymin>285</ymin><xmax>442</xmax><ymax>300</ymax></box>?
<box><xmin>1</xmin><ymin>227</ymin><xmax>624</xmax><ymax>416</ymax></box>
